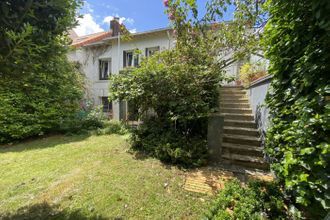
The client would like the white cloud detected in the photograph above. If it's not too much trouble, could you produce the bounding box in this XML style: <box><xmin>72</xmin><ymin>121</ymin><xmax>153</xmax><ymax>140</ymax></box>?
<box><xmin>74</xmin><ymin>14</ymin><xmax>104</xmax><ymax>36</ymax></box>
<box><xmin>103</xmin><ymin>15</ymin><xmax>135</xmax><ymax>26</ymax></box>
<box><xmin>125</xmin><ymin>18</ymin><xmax>135</xmax><ymax>25</ymax></box>
<box><xmin>129</xmin><ymin>29</ymin><xmax>137</xmax><ymax>34</ymax></box>
<box><xmin>82</xmin><ymin>0</ymin><xmax>94</xmax><ymax>13</ymax></box>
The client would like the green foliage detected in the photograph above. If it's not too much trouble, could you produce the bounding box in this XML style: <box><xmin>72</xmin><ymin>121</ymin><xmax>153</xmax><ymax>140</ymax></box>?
<box><xmin>263</xmin><ymin>0</ymin><xmax>330</xmax><ymax>217</ymax></box>
<box><xmin>166</xmin><ymin>0</ymin><xmax>266</xmax><ymax>66</ymax></box>
<box><xmin>204</xmin><ymin>180</ymin><xmax>293</xmax><ymax>220</ymax></box>
<box><xmin>110</xmin><ymin>50</ymin><xmax>221</xmax><ymax>120</ymax></box>
<box><xmin>239</xmin><ymin>62</ymin><xmax>267</xmax><ymax>87</ymax></box>
<box><xmin>110</xmin><ymin>47</ymin><xmax>221</xmax><ymax>166</ymax></box>
<box><xmin>131</xmin><ymin>118</ymin><xmax>208</xmax><ymax>167</ymax></box>
<box><xmin>60</xmin><ymin>103</ymin><xmax>107</xmax><ymax>135</ymax></box>
<box><xmin>94</xmin><ymin>120</ymin><xmax>130</xmax><ymax>136</ymax></box>
<box><xmin>0</xmin><ymin>57</ymin><xmax>84</xmax><ymax>143</ymax></box>
<box><xmin>0</xmin><ymin>0</ymin><xmax>84</xmax><ymax>143</ymax></box>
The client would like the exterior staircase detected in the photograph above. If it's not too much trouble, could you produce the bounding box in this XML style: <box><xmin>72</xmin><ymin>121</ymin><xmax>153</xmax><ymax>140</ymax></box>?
<box><xmin>219</xmin><ymin>86</ymin><xmax>268</xmax><ymax>171</ymax></box>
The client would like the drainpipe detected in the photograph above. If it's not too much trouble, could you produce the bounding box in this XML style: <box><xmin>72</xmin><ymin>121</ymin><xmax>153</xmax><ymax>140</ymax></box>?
<box><xmin>166</xmin><ymin>30</ymin><xmax>171</xmax><ymax>49</ymax></box>
<box><xmin>117</xmin><ymin>31</ymin><xmax>121</xmax><ymax>74</ymax></box>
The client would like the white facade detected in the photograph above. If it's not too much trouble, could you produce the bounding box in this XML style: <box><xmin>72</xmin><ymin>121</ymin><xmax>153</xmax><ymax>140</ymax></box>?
<box><xmin>68</xmin><ymin>28</ymin><xmax>174</xmax><ymax>120</ymax></box>
<box><xmin>68</xmin><ymin>27</ymin><xmax>243</xmax><ymax>120</ymax></box>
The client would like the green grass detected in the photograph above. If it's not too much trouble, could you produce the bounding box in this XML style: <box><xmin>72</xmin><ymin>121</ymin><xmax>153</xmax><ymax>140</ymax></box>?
<box><xmin>0</xmin><ymin>134</ymin><xmax>211</xmax><ymax>219</ymax></box>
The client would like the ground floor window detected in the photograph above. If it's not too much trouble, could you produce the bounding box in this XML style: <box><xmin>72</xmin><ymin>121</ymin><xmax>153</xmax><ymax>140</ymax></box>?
<box><xmin>101</xmin><ymin>97</ymin><xmax>113</xmax><ymax>117</ymax></box>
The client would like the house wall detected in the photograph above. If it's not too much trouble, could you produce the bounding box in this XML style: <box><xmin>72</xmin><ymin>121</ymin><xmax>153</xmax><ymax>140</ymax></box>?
<box><xmin>68</xmin><ymin>31</ymin><xmax>174</xmax><ymax>120</ymax></box>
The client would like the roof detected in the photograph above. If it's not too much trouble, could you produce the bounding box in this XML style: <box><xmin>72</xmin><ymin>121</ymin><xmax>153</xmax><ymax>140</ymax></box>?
<box><xmin>70</xmin><ymin>31</ymin><xmax>113</xmax><ymax>48</ymax></box>
<box><xmin>69</xmin><ymin>27</ymin><xmax>173</xmax><ymax>48</ymax></box>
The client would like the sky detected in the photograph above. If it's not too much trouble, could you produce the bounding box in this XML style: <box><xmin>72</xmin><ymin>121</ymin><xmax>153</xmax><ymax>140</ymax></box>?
<box><xmin>73</xmin><ymin>0</ymin><xmax>232</xmax><ymax>36</ymax></box>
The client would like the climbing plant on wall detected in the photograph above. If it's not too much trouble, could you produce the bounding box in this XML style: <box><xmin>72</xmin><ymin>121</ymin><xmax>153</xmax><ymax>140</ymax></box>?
<box><xmin>263</xmin><ymin>0</ymin><xmax>330</xmax><ymax>218</ymax></box>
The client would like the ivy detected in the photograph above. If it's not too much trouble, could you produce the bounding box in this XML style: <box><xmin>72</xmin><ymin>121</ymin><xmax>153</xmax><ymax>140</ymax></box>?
<box><xmin>263</xmin><ymin>0</ymin><xmax>330</xmax><ymax>218</ymax></box>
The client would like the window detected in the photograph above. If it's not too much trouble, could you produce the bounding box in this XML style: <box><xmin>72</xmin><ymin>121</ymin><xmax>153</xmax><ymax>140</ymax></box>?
<box><xmin>101</xmin><ymin>97</ymin><xmax>112</xmax><ymax>113</ymax></box>
<box><xmin>99</xmin><ymin>59</ymin><xmax>111</xmax><ymax>80</ymax></box>
<box><xmin>145</xmin><ymin>46</ymin><xmax>160</xmax><ymax>58</ymax></box>
<box><xmin>123</xmin><ymin>51</ymin><xmax>139</xmax><ymax>67</ymax></box>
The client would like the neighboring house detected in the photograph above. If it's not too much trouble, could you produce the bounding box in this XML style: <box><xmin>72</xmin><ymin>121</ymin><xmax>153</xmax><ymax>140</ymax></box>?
<box><xmin>68</xmin><ymin>18</ymin><xmax>242</xmax><ymax>120</ymax></box>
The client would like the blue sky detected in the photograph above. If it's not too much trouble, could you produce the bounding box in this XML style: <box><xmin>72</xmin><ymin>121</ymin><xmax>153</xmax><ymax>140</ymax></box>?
<box><xmin>74</xmin><ymin>0</ymin><xmax>232</xmax><ymax>36</ymax></box>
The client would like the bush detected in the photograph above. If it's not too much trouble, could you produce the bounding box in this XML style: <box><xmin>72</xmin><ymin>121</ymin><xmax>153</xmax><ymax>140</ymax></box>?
<box><xmin>263</xmin><ymin>0</ymin><xmax>330</xmax><ymax>217</ymax></box>
<box><xmin>131</xmin><ymin>118</ymin><xmax>208</xmax><ymax>167</ymax></box>
<box><xmin>239</xmin><ymin>62</ymin><xmax>267</xmax><ymax>87</ymax></box>
<box><xmin>110</xmin><ymin>49</ymin><xmax>222</xmax><ymax>167</ymax></box>
<box><xmin>59</xmin><ymin>102</ymin><xmax>107</xmax><ymax>135</ymax></box>
<box><xmin>204</xmin><ymin>179</ymin><xmax>294</xmax><ymax>220</ymax></box>
<box><xmin>94</xmin><ymin>120</ymin><xmax>130</xmax><ymax>136</ymax></box>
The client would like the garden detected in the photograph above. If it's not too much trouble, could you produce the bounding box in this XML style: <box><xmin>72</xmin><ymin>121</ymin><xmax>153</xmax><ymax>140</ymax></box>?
<box><xmin>0</xmin><ymin>0</ymin><xmax>329</xmax><ymax>219</ymax></box>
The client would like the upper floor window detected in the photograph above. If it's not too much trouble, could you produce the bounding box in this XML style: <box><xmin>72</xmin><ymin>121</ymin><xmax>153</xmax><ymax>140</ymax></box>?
<box><xmin>146</xmin><ymin>46</ymin><xmax>160</xmax><ymax>58</ymax></box>
<box><xmin>123</xmin><ymin>50</ymin><xmax>139</xmax><ymax>68</ymax></box>
<box><xmin>99</xmin><ymin>59</ymin><xmax>111</xmax><ymax>80</ymax></box>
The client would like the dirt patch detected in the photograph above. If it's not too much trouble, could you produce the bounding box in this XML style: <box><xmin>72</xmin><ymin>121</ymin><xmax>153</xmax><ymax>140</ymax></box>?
<box><xmin>183</xmin><ymin>166</ymin><xmax>274</xmax><ymax>195</ymax></box>
<box><xmin>184</xmin><ymin>168</ymin><xmax>234</xmax><ymax>195</ymax></box>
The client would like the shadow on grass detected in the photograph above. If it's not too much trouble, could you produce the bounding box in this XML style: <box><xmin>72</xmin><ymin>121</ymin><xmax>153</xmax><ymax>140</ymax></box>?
<box><xmin>0</xmin><ymin>202</ymin><xmax>110</xmax><ymax>220</ymax></box>
<box><xmin>0</xmin><ymin>134</ymin><xmax>91</xmax><ymax>154</ymax></box>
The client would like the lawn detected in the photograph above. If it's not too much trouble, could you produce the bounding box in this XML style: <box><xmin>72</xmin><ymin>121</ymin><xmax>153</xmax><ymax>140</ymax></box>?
<box><xmin>0</xmin><ymin>134</ymin><xmax>211</xmax><ymax>219</ymax></box>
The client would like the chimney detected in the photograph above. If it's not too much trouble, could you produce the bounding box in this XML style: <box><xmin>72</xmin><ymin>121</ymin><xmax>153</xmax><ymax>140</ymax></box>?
<box><xmin>110</xmin><ymin>17</ymin><xmax>121</xmax><ymax>37</ymax></box>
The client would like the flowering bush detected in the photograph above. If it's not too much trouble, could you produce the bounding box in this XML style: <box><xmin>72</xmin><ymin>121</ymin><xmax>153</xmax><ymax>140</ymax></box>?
<box><xmin>239</xmin><ymin>62</ymin><xmax>267</xmax><ymax>87</ymax></box>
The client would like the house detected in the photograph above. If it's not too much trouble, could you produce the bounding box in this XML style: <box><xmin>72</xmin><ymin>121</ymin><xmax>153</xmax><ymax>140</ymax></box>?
<box><xmin>68</xmin><ymin>18</ymin><xmax>175</xmax><ymax>120</ymax></box>
<box><xmin>68</xmin><ymin>18</ymin><xmax>242</xmax><ymax>120</ymax></box>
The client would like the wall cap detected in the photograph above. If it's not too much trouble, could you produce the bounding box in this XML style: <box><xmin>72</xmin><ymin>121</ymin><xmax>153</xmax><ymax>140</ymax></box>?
<box><xmin>249</xmin><ymin>75</ymin><xmax>272</xmax><ymax>88</ymax></box>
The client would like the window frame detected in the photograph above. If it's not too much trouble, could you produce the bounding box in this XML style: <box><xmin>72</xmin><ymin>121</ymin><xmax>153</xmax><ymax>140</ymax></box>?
<box><xmin>145</xmin><ymin>46</ymin><xmax>160</xmax><ymax>58</ymax></box>
<box><xmin>123</xmin><ymin>50</ymin><xmax>139</xmax><ymax>68</ymax></box>
<box><xmin>100</xmin><ymin>96</ymin><xmax>113</xmax><ymax>113</ymax></box>
<box><xmin>99</xmin><ymin>59</ymin><xmax>111</xmax><ymax>80</ymax></box>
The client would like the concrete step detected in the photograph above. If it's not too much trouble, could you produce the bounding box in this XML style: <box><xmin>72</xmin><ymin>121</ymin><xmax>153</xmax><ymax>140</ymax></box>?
<box><xmin>219</xmin><ymin>99</ymin><xmax>250</xmax><ymax>105</ymax></box>
<box><xmin>223</xmin><ymin>126</ymin><xmax>259</xmax><ymax>137</ymax></box>
<box><xmin>220</xmin><ymin>108</ymin><xmax>252</xmax><ymax>114</ymax></box>
<box><xmin>221</xmin><ymin>113</ymin><xmax>254</xmax><ymax>121</ymax></box>
<box><xmin>221</xmin><ymin>154</ymin><xmax>269</xmax><ymax>170</ymax></box>
<box><xmin>224</xmin><ymin>119</ymin><xmax>257</xmax><ymax>129</ymax></box>
<box><xmin>222</xmin><ymin>143</ymin><xmax>263</xmax><ymax>157</ymax></box>
<box><xmin>220</xmin><ymin>97</ymin><xmax>249</xmax><ymax>103</ymax></box>
<box><xmin>223</xmin><ymin>134</ymin><xmax>261</xmax><ymax>146</ymax></box>
<box><xmin>221</xmin><ymin>90</ymin><xmax>247</xmax><ymax>95</ymax></box>
<box><xmin>220</xmin><ymin>103</ymin><xmax>250</xmax><ymax>108</ymax></box>
<box><xmin>221</xmin><ymin>86</ymin><xmax>243</xmax><ymax>89</ymax></box>
<box><xmin>220</xmin><ymin>94</ymin><xmax>246</xmax><ymax>99</ymax></box>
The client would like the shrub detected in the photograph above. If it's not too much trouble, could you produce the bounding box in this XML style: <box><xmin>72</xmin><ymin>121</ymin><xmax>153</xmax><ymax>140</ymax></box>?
<box><xmin>131</xmin><ymin>118</ymin><xmax>208</xmax><ymax>167</ymax></box>
<box><xmin>239</xmin><ymin>62</ymin><xmax>267</xmax><ymax>87</ymax></box>
<box><xmin>110</xmin><ymin>49</ymin><xmax>221</xmax><ymax>167</ymax></box>
<box><xmin>94</xmin><ymin>120</ymin><xmax>130</xmax><ymax>136</ymax></box>
<box><xmin>204</xmin><ymin>179</ymin><xmax>294</xmax><ymax>220</ymax></box>
<box><xmin>263</xmin><ymin>0</ymin><xmax>330</xmax><ymax>217</ymax></box>
<box><xmin>59</xmin><ymin>102</ymin><xmax>107</xmax><ymax>135</ymax></box>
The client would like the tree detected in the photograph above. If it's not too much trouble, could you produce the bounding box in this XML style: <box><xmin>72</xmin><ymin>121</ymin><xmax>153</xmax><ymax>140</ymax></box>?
<box><xmin>0</xmin><ymin>0</ymin><xmax>84</xmax><ymax>143</ymax></box>
<box><xmin>109</xmin><ymin>0</ymin><xmax>264</xmax><ymax>166</ymax></box>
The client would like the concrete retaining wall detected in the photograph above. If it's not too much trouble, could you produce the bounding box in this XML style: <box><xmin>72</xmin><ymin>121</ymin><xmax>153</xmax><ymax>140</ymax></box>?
<box><xmin>247</xmin><ymin>75</ymin><xmax>272</xmax><ymax>142</ymax></box>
